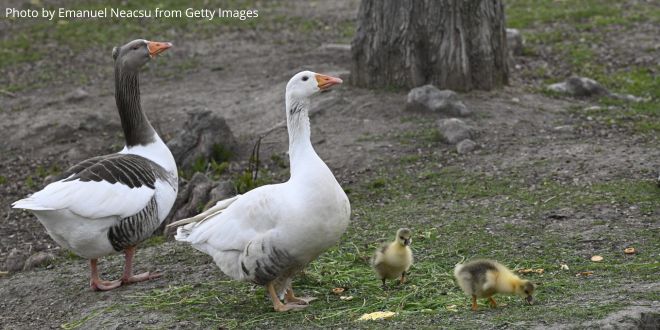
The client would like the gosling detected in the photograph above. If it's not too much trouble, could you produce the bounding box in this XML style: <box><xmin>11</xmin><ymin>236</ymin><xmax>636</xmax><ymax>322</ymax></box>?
<box><xmin>454</xmin><ymin>259</ymin><xmax>536</xmax><ymax>311</ymax></box>
<box><xmin>372</xmin><ymin>228</ymin><xmax>413</xmax><ymax>288</ymax></box>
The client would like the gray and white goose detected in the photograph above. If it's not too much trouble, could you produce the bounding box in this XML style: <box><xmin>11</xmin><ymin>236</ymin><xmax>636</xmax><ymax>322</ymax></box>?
<box><xmin>13</xmin><ymin>39</ymin><xmax>177</xmax><ymax>291</ymax></box>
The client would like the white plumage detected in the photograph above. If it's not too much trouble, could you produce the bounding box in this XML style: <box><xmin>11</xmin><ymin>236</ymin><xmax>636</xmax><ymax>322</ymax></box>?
<box><xmin>172</xmin><ymin>71</ymin><xmax>349</xmax><ymax>312</ymax></box>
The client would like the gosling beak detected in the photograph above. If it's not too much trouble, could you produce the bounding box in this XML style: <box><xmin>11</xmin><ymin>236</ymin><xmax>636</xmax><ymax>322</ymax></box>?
<box><xmin>403</xmin><ymin>238</ymin><xmax>411</xmax><ymax>246</ymax></box>
<box><xmin>526</xmin><ymin>295</ymin><xmax>534</xmax><ymax>304</ymax></box>
<box><xmin>315</xmin><ymin>74</ymin><xmax>343</xmax><ymax>91</ymax></box>
<box><xmin>147</xmin><ymin>41</ymin><xmax>172</xmax><ymax>58</ymax></box>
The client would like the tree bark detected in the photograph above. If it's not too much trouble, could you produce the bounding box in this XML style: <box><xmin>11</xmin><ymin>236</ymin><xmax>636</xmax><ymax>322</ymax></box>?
<box><xmin>351</xmin><ymin>0</ymin><xmax>509</xmax><ymax>91</ymax></box>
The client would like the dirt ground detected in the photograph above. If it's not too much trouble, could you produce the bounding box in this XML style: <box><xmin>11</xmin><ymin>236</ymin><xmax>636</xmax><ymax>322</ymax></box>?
<box><xmin>1</xmin><ymin>0</ymin><xmax>658</xmax><ymax>329</ymax></box>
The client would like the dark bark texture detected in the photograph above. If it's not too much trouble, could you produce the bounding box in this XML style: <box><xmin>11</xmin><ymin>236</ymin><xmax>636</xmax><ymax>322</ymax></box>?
<box><xmin>351</xmin><ymin>0</ymin><xmax>509</xmax><ymax>91</ymax></box>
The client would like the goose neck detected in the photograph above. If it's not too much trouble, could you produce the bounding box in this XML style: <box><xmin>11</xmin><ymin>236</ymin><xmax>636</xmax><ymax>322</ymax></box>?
<box><xmin>115</xmin><ymin>64</ymin><xmax>155</xmax><ymax>147</ymax></box>
<box><xmin>286</xmin><ymin>94</ymin><xmax>316</xmax><ymax>175</ymax></box>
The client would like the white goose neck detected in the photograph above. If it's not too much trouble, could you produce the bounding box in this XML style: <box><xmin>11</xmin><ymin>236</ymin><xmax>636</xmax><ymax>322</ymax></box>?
<box><xmin>285</xmin><ymin>93</ymin><xmax>316</xmax><ymax>176</ymax></box>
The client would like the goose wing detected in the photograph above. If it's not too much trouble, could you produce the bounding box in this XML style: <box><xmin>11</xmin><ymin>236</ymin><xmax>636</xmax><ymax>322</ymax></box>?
<box><xmin>175</xmin><ymin>184</ymin><xmax>294</xmax><ymax>280</ymax></box>
<box><xmin>13</xmin><ymin>154</ymin><xmax>174</xmax><ymax>219</ymax></box>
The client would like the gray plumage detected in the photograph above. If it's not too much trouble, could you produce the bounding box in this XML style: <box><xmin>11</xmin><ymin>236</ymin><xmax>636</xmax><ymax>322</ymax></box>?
<box><xmin>62</xmin><ymin>154</ymin><xmax>173</xmax><ymax>189</ymax></box>
<box><xmin>108</xmin><ymin>196</ymin><xmax>160</xmax><ymax>251</ymax></box>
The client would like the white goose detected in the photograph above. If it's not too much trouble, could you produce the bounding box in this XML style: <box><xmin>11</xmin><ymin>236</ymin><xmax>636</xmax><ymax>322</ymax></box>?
<box><xmin>12</xmin><ymin>39</ymin><xmax>178</xmax><ymax>291</ymax></box>
<box><xmin>170</xmin><ymin>71</ymin><xmax>350</xmax><ymax>312</ymax></box>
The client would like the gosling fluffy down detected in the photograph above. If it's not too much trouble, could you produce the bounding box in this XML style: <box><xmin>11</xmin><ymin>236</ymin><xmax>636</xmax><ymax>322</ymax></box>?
<box><xmin>454</xmin><ymin>259</ymin><xmax>536</xmax><ymax>311</ymax></box>
<box><xmin>372</xmin><ymin>228</ymin><xmax>413</xmax><ymax>287</ymax></box>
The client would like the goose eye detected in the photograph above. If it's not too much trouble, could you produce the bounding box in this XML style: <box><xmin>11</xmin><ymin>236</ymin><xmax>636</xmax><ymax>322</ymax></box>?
<box><xmin>302</xmin><ymin>76</ymin><xmax>309</xmax><ymax>81</ymax></box>
<box><xmin>132</xmin><ymin>44</ymin><xmax>140</xmax><ymax>50</ymax></box>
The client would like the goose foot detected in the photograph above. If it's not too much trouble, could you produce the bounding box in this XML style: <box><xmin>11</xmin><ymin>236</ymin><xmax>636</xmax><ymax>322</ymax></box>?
<box><xmin>122</xmin><ymin>271</ymin><xmax>161</xmax><ymax>284</ymax></box>
<box><xmin>285</xmin><ymin>287</ymin><xmax>317</xmax><ymax>305</ymax></box>
<box><xmin>268</xmin><ymin>282</ymin><xmax>310</xmax><ymax>312</ymax></box>
<box><xmin>90</xmin><ymin>279</ymin><xmax>122</xmax><ymax>291</ymax></box>
<box><xmin>89</xmin><ymin>258</ymin><xmax>122</xmax><ymax>291</ymax></box>
<box><xmin>274</xmin><ymin>303</ymin><xmax>309</xmax><ymax>312</ymax></box>
<box><xmin>120</xmin><ymin>246</ymin><xmax>161</xmax><ymax>285</ymax></box>
<box><xmin>285</xmin><ymin>296</ymin><xmax>317</xmax><ymax>305</ymax></box>
<box><xmin>488</xmin><ymin>296</ymin><xmax>498</xmax><ymax>308</ymax></box>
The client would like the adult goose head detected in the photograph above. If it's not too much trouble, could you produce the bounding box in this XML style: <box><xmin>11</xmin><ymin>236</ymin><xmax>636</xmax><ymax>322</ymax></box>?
<box><xmin>113</xmin><ymin>39</ymin><xmax>172</xmax><ymax>147</ymax></box>
<box><xmin>284</xmin><ymin>71</ymin><xmax>342</xmax><ymax>173</ymax></box>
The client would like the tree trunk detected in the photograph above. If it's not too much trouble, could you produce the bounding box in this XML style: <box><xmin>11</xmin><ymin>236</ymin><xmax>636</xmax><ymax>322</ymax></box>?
<box><xmin>351</xmin><ymin>0</ymin><xmax>509</xmax><ymax>91</ymax></box>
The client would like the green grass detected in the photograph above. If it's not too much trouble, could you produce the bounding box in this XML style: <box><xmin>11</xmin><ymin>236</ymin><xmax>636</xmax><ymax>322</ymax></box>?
<box><xmin>506</xmin><ymin>0</ymin><xmax>660</xmax><ymax>133</ymax></box>
<box><xmin>0</xmin><ymin>0</ymin><xmax>352</xmax><ymax>93</ymax></box>
<box><xmin>0</xmin><ymin>0</ymin><xmax>260</xmax><ymax>70</ymax></box>
<box><xmin>62</xmin><ymin>150</ymin><xmax>659</xmax><ymax>328</ymax></box>
<box><xmin>505</xmin><ymin>0</ymin><xmax>653</xmax><ymax>29</ymax></box>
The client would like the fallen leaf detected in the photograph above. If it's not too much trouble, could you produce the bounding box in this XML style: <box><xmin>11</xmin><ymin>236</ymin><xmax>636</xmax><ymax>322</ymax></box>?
<box><xmin>517</xmin><ymin>268</ymin><xmax>545</xmax><ymax>274</ymax></box>
<box><xmin>560</xmin><ymin>264</ymin><xmax>570</xmax><ymax>270</ymax></box>
<box><xmin>576</xmin><ymin>271</ymin><xmax>594</xmax><ymax>277</ymax></box>
<box><xmin>358</xmin><ymin>311</ymin><xmax>396</xmax><ymax>321</ymax></box>
<box><xmin>339</xmin><ymin>295</ymin><xmax>353</xmax><ymax>301</ymax></box>
<box><xmin>446</xmin><ymin>305</ymin><xmax>458</xmax><ymax>312</ymax></box>
<box><xmin>591</xmin><ymin>255</ymin><xmax>603</xmax><ymax>262</ymax></box>
<box><xmin>332</xmin><ymin>287</ymin><xmax>345</xmax><ymax>295</ymax></box>
<box><xmin>624</xmin><ymin>247</ymin><xmax>636</xmax><ymax>255</ymax></box>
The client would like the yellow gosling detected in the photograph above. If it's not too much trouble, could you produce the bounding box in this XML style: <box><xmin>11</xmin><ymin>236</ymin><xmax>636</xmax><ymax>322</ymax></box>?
<box><xmin>372</xmin><ymin>228</ymin><xmax>413</xmax><ymax>288</ymax></box>
<box><xmin>454</xmin><ymin>259</ymin><xmax>536</xmax><ymax>311</ymax></box>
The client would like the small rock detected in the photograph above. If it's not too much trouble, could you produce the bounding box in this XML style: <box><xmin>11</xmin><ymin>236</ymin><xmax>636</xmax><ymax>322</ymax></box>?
<box><xmin>407</xmin><ymin>85</ymin><xmax>471</xmax><ymax>117</ymax></box>
<box><xmin>506</xmin><ymin>28</ymin><xmax>524</xmax><ymax>56</ymax></box>
<box><xmin>23</xmin><ymin>252</ymin><xmax>56</xmax><ymax>270</ymax></box>
<box><xmin>437</xmin><ymin>118</ymin><xmax>474</xmax><ymax>144</ymax></box>
<box><xmin>162</xmin><ymin>172</ymin><xmax>214</xmax><ymax>232</ymax></box>
<box><xmin>167</xmin><ymin>109</ymin><xmax>237</xmax><ymax>171</ymax></box>
<box><xmin>318</xmin><ymin>43</ymin><xmax>351</xmax><ymax>52</ymax></box>
<box><xmin>553</xmin><ymin>125</ymin><xmax>574</xmax><ymax>132</ymax></box>
<box><xmin>456</xmin><ymin>139</ymin><xmax>478</xmax><ymax>154</ymax></box>
<box><xmin>611</xmin><ymin>93</ymin><xmax>645</xmax><ymax>103</ymax></box>
<box><xmin>4</xmin><ymin>248</ymin><xmax>27</xmax><ymax>272</ymax></box>
<box><xmin>205</xmin><ymin>180</ymin><xmax>235</xmax><ymax>209</ymax></box>
<box><xmin>547</xmin><ymin>76</ymin><xmax>609</xmax><ymax>97</ymax></box>
<box><xmin>65</xmin><ymin>88</ymin><xmax>90</xmax><ymax>102</ymax></box>
<box><xmin>511</xmin><ymin>97</ymin><xmax>520</xmax><ymax>103</ymax></box>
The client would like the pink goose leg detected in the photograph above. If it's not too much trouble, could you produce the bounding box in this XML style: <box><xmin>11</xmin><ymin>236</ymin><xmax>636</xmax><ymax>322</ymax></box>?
<box><xmin>89</xmin><ymin>259</ymin><xmax>121</xmax><ymax>291</ymax></box>
<box><xmin>120</xmin><ymin>246</ymin><xmax>161</xmax><ymax>284</ymax></box>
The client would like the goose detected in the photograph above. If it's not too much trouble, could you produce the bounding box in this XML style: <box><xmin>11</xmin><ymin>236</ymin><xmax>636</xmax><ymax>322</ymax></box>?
<box><xmin>12</xmin><ymin>39</ymin><xmax>178</xmax><ymax>291</ymax></box>
<box><xmin>372</xmin><ymin>228</ymin><xmax>413</xmax><ymax>288</ymax></box>
<box><xmin>454</xmin><ymin>259</ymin><xmax>536</xmax><ymax>311</ymax></box>
<box><xmin>169</xmin><ymin>71</ymin><xmax>350</xmax><ymax>312</ymax></box>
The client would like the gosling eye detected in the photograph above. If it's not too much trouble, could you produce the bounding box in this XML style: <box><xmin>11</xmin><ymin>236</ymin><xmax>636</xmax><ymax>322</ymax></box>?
<box><xmin>302</xmin><ymin>76</ymin><xmax>309</xmax><ymax>81</ymax></box>
<box><xmin>399</xmin><ymin>236</ymin><xmax>404</xmax><ymax>240</ymax></box>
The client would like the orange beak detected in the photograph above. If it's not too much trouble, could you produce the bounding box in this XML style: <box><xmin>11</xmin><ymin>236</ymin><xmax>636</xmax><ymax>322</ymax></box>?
<box><xmin>315</xmin><ymin>74</ymin><xmax>343</xmax><ymax>91</ymax></box>
<box><xmin>147</xmin><ymin>41</ymin><xmax>172</xmax><ymax>58</ymax></box>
